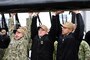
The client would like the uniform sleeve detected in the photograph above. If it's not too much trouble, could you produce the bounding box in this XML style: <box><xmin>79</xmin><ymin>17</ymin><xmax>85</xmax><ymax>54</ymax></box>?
<box><xmin>49</xmin><ymin>15</ymin><xmax>62</xmax><ymax>39</ymax></box>
<box><xmin>74</xmin><ymin>13</ymin><xmax>84</xmax><ymax>42</ymax></box>
<box><xmin>31</xmin><ymin>16</ymin><xmax>38</xmax><ymax>39</ymax></box>
<box><xmin>4</xmin><ymin>36</ymin><xmax>10</xmax><ymax>48</ymax></box>
<box><xmin>8</xmin><ymin>17</ymin><xmax>15</xmax><ymax>38</ymax></box>
<box><xmin>26</xmin><ymin>17</ymin><xmax>32</xmax><ymax>50</ymax></box>
<box><xmin>26</xmin><ymin>17</ymin><xmax>32</xmax><ymax>40</ymax></box>
<box><xmin>83</xmin><ymin>41</ymin><xmax>90</xmax><ymax>60</ymax></box>
<box><xmin>79</xmin><ymin>41</ymin><xmax>90</xmax><ymax>60</ymax></box>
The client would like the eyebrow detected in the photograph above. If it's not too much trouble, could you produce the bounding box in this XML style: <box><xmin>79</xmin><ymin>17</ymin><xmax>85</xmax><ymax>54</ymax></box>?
<box><xmin>62</xmin><ymin>26</ymin><xmax>69</xmax><ymax>29</ymax></box>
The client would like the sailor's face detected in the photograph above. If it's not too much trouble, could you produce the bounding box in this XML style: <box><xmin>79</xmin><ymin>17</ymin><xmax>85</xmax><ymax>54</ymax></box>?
<box><xmin>38</xmin><ymin>28</ymin><xmax>47</xmax><ymax>37</ymax></box>
<box><xmin>14</xmin><ymin>29</ymin><xmax>24</xmax><ymax>40</ymax></box>
<box><xmin>62</xmin><ymin>26</ymin><xmax>71</xmax><ymax>35</ymax></box>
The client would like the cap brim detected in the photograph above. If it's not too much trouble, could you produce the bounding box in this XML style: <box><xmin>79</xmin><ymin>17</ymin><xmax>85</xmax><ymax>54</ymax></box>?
<box><xmin>37</xmin><ymin>26</ymin><xmax>46</xmax><ymax>31</ymax></box>
<box><xmin>37</xmin><ymin>27</ymin><xmax>41</xmax><ymax>30</ymax></box>
<box><xmin>62</xmin><ymin>24</ymin><xmax>68</xmax><ymax>28</ymax></box>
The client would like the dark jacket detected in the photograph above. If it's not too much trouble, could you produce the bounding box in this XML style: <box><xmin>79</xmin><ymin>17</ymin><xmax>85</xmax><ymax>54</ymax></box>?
<box><xmin>54</xmin><ymin>13</ymin><xmax>84</xmax><ymax>60</ymax></box>
<box><xmin>31</xmin><ymin>16</ymin><xmax>56</xmax><ymax>60</ymax></box>
<box><xmin>0</xmin><ymin>34</ymin><xmax>10</xmax><ymax>49</ymax></box>
<box><xmin>85</xmin><ymin>31</ymin><xmax>90</xmax><ymax>46</ymax></box>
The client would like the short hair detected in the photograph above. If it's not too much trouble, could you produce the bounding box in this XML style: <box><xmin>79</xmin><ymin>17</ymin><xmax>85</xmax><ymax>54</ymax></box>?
<box><xmin>62</xmin><ymin>22</ymin><xmax>74</xmax><ymax>31</ymax></box>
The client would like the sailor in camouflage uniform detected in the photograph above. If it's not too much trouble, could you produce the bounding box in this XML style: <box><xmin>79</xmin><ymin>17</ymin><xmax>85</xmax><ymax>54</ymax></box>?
<box><xmin>78</xmin><ymin>40</ymin><xmax>90</xmax><ymax>60</ymax></box>
<box><xmin>2</xmin><ymin>13</ymin><xmax>28</xmax><ymax>60</ymax></box>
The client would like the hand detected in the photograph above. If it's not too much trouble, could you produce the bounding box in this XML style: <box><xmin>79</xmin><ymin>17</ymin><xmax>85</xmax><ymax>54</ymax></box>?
<box><xmin>28</xmin><ymin>12</ymin><xmax>33</xmax><ymax>16</ymax></box>
<box><xmin>72</xmin><ymin>10</ymin><xmax>80</xmax><ymax>14</ymax></box>
<box><xmin>55</xmin><ymin>10</ymin><xmax>64</xmax><ymax>15</ymax></box>
<box><xmin>32</xmin><ymin>12</ymin><xmax>39</xmax><ymax>16</ymax></box>
<box><xmin>11</xmin><ymin>13</ymin><xmax>16</xmax><ymax>17</ymax></box>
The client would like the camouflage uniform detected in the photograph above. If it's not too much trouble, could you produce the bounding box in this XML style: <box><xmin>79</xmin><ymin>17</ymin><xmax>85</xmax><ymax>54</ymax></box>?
<box><xmin>0</xmin><ymin>48</ymin><xmax>5</xmax><ymax>60</ymax></box>
<box><xmin>53</xmin><ymin>41</ymin><xmax>58</xmax><ymax>60</ymax></box>
<box><xmin>2</xmin><ymin>37</ymin><xmax>28</xmax><ymax>60</ymax></box>
<box><xmin>2</xmin><ymin>17</ymin><xmax>28</xmax><ymax>60</ymax></box>
<box><xmin>78</xmin><ymin>40</ymin><xmax>90</xmax><ymax>60</ymax></box>
<box><xmin>26</xmin><ymin>16</ymin><xmax>32</xmax><ymax>60</ymax></box>
<box><xmin>26</xmin><ymin>16</ymin><xmax>32</xmax><ymax>50</ymax></box>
